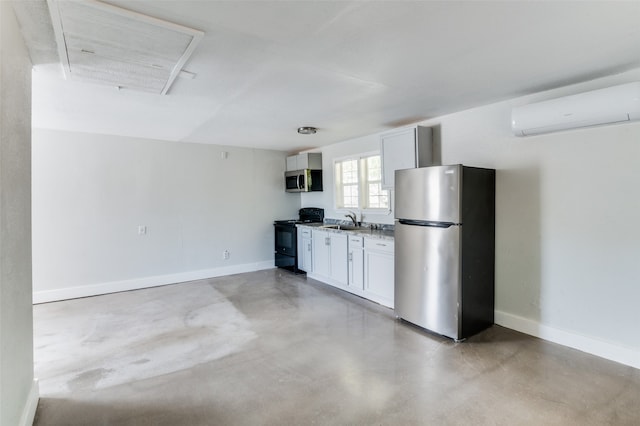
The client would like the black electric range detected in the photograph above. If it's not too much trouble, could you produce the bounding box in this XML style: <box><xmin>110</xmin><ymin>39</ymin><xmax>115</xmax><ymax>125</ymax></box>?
<box><xmin>274</xmin><ymin>208</ymin><xmax>324</xmax><ymax>273</ymax></box>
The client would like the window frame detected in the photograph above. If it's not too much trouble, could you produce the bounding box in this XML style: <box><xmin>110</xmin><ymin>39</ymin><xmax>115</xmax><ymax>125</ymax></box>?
<box><xmin>333</xmin><ymin>151</ymin><xmax>391</xmax><ymax>215</ymax></box>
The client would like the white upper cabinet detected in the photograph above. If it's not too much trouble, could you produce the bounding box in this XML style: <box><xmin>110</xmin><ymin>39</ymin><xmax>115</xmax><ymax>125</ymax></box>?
<box><xmin>286</xmin><ymin>153</ymin><xmax>322</xmax><ymax>171</ymax></box>
<box><xmin>286</xmin><ymin>155</ymin><xmax>298</xmax><ymax>171</ymax></box>
<box><xmin>380</xmin><ymin>125</ymin><xmax>434</xmax><ymax>188</ymax></box>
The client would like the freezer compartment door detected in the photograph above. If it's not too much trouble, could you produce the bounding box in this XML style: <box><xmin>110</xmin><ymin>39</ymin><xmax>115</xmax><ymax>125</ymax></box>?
<box><xmin>395</xmin><ymin>165</ymin><xmax>461</xmax><ymax>223</ymax></box>
<box><xmin>394</xmin><ymin>221</ymin><xmax>461</xmax><ymax>339</ymax></box>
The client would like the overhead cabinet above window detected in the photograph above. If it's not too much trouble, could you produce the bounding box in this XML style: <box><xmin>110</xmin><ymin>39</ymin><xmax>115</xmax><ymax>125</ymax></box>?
<box><xmin>286</xmin><ymin>152</ymin><xmax>322</xmax><ymax>171</ymax></box>
<box><xmin>380</xmin><ymin>125</ymin><xmax>436</xmax><ymax>189</ymax></box>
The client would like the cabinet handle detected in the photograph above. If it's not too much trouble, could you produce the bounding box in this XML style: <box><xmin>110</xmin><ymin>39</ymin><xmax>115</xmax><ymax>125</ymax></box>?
<box><xmin>325</xmin><ymin>237</ymin><xmax>330</xmax><ymax>246</ymax></box>
<box><xmin>307</xmin><ymin>243</ymin><xmax>311</xmax><ymax>251</ymax></box>
<box><xmin>376</xmin><ymin>243</ymin><xmax>387</xmax><ymax>247</ymax></box>
<box><xmin>348</xmin><ymin>253</ymin><xmax>353</xmax><ymax>262</ymax></box>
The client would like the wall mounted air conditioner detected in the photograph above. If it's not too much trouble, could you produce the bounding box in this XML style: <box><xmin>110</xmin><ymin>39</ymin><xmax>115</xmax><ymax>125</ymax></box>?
<box><xmin>512</xmin><ymin>82</ymin><xmax>640</xmax><ymax>136</ymax></box>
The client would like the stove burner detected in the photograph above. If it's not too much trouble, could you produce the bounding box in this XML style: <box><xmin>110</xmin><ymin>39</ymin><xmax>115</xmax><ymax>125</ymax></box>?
<box><xmin>274</xmin><ymin>219</ymin><xmax>298</xmax><ymax>225</ymax></box>
<box><xmin>273</xmin><ymin>219</ymin><xmax>320</xmax><ymax>225</ymax></box>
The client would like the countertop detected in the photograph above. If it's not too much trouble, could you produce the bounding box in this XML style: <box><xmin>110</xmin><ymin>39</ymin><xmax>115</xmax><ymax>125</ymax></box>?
<box><xmin>296</xmin><ymin>223</ymin><xmax>394</xmax><ymax>241</ymax></box>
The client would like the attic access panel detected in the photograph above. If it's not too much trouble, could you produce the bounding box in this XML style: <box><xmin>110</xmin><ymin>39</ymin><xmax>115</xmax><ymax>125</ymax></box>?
<box><xmin>47</xmin><ymin>0</ymin><xmax>203</xmax><ymax>94</ymax></box>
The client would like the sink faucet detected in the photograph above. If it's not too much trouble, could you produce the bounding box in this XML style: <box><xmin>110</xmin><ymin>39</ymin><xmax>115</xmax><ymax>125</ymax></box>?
<box><xmin>345</xmin><ymin>211</ymin><xmax>359</xmax><ymax>227</ymax></box>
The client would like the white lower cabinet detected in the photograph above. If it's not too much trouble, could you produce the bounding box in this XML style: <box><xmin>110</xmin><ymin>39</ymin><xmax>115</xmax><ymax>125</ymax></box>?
<box><xmin>363</xmin><ymin>238</ymin><xmax>394</xmax><ymax>308</ymax></box>
<box><xmin>301</xmin><ymin>236</ymin><xmax>313</xmax><ymax>273</ymax></box>
<box><xmin>307</xmin><ymin>227</ymin><xmax>394</xmax><ymax>309</ymax></box>
<box><xmin>311</xmin><ymin>229</ymin><xmax>348</xmax><ymax>287</ymax></box>
<box><xmin>297</xmin><ymin>227</ymin><xmax>313</xmax><ymax>272</ymax></box>
<box><xmin>329</xmin><ymin>233</ymin><xmax>348</xmax><ymax>285</ymax></box>
<box><xmin>312</xmin><ymin>230</ymin><xmax>330</xmax><ymax>278</ymax></box>
<box><xmin>348</xmin><ymin>235</ymin><xmax>364</xmax><ymax>291</ymax></box>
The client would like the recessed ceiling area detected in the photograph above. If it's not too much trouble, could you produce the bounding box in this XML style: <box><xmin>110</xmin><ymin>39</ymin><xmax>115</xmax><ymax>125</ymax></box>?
<box><xmin>14</xmin><ymin>1</ymin><xmax>640</xmax><ymax>151</ymax></box>
<box><xmin>47</xmin><ymin>0</ymin><xmax>203</xmax><ymax>94</ymax></box>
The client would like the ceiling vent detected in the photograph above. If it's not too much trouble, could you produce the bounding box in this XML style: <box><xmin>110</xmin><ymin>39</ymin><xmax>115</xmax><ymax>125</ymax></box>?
<box><xmin>47</xmin><ymin>0</ymin><xmax>203</xmax><ymax>95</ymax></box>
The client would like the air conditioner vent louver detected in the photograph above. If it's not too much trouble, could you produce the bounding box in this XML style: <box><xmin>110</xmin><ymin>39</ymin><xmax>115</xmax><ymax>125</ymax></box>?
<box><xmin>47</xmin><ymin>0</ymin><xmax>203</xmax><ymax>95</ymax></box>
<box><xmin>512</xmin><ymin>82</ymin><xmax>640</xmax><ymax>136</ymax></box>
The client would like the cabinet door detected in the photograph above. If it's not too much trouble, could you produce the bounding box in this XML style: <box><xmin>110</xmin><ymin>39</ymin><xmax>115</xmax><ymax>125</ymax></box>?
<box><xmin>296</xmin><ymin>153</ymin><xmax>308</xmax><ymax>169</ymax></box>
<box><xmin>381</xmin><ymin>127</ymin><xmax>416</xmax><ymax>188</ymax></box>
<box><xmin>298</xmin><ymin>228</ymin><xmax>312</xmax><ymax>272</ymax></box>
<box><xmin>305</xmin><ymin>153</ymin><xmax>323</xmax><ymax>169</ymax></box>
<box><xmin>286</xmin><ymin>155</ymin><xmax>298</xmax><ymax>171</ymax></box>
<box><xmin>329</xmin><ymin>233</ymin><xmax>348</xmax><ymax>286</ymax></box>
<box><xmin>364</xmin><ymin>250</ymin><xmax>394</xmax><ymax>306</ymax></box>
<box><xmin>302</xmin><ymin>237</ymin><xmax>313</xmax><ymax>273</ymax></box>
<box><xmin>297</xmin><ymin>228</ymin><xmax>305</xmax><ymax>270</ymax></box>
<box><xmin>348</xmin><ymin>236</ymin><xmax>364</xmax><ymax>290</ymax></box>
<box><xmin>312</xmin><ymin>230</ymin><xmax>330</xmax><ymax>278</ymax></box>
<box><xmin>287</xmin><ymin>153</ymin><xmax>322</xmax><ymax>171</ymax></box>
<box><xmin>364</xmin><ymin>238</ymin><xmax>395</xmax><ymax>307</ymax></box>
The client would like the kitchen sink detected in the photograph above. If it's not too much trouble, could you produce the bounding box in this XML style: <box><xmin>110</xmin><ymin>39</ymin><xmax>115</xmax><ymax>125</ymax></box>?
<box><xmin>320</xmin><ymin>224</ymin><xmax>362</xmax><ymax>231</ymax></box>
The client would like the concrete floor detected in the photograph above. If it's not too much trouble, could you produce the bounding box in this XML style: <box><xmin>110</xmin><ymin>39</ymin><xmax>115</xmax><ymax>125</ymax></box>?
<box><xmin>33</xmin><ymin>269</ymin><xmax>640</xmax><ymax>425</ymax></box>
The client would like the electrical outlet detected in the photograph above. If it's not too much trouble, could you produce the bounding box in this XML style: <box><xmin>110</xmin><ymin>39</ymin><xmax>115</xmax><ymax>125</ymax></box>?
<box><xmin>138</xmin><ymin>225</ymin><xmax>147</xmax><ymax>235</ymax></box>
<box><xmin>222</xmin><ymin>250</ymin><xmax>230</xmax><ymax>260</ymax></box>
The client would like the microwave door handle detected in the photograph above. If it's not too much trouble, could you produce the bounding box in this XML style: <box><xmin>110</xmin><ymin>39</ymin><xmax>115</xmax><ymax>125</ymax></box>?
<box><xmin>298</xmin><ymin>175</ymin><xmax>303</xmax><ymax>189</ymax></box>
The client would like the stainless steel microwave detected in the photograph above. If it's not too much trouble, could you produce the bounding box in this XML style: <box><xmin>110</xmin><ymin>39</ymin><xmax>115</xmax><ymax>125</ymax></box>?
<box><xmin>285</xmin><ymin>169</ymin><xmax>323</xmax><ymax>193</ymax></box>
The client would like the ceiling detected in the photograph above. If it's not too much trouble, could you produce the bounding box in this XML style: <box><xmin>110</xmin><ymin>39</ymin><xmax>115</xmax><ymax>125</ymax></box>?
<box><xmin>15</xmin><ymin>0</ymin><xmax>640</xmax><ymax>152</ymax></box>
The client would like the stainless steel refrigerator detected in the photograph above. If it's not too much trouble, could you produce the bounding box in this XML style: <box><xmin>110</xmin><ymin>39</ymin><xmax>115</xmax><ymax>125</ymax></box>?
<box><xmin>394</xmin><ymin>164</ymin><xmax>495</xmax><ymax>341</ymax></box>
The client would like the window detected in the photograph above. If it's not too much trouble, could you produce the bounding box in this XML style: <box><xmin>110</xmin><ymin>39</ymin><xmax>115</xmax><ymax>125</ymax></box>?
<box><xmin>335</xmin><ymin>153</ymin><xmax>389</xmax><ymax>211</ymax></box>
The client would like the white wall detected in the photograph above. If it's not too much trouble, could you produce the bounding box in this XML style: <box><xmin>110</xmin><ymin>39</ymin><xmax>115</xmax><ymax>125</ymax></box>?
<box><xmin>32</xmin><ymin>129</ymin><xmax>300</xmax><ymax>302</ymax></box>
<box><xmin>302</xmin><ymin>68</ymin><xmax>640</xmax><ymax>369</ymax></box>
<box><xmin>0</xmin><ymin>3</ymin><xmax>38</xmax><ymax>425</ymax></box>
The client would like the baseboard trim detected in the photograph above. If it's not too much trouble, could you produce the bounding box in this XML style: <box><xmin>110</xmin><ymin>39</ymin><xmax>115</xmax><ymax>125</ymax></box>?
<box><xmin>495</xmin><ymin>310</ymin><xmax>640</xmax><ymax>370</ymax></box>
<box><xmin>33</xmin><ymin>261</ymin><xmax>274</xmax><ymax>304</ymax></box>
<box><xmin>18</xmin><ymin>379</ymin><xmax>39</xmax><ymax>426</ymax></box>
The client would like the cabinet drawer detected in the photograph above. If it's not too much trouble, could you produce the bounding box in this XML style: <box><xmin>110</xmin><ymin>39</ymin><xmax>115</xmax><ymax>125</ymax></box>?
<box><xmin>364</xmin><ymin>238</ymin><xmax>394</xmax><ymax>253</ymax></box>
<box><xmin>300</xmin><ymin>228</ymin><xmax>312</xmax><ymax>238</ymax></box>
<box><xmin>348</xmin><ymin>235</ymin><xmax>363</xmax><ymax>247</ymax></box>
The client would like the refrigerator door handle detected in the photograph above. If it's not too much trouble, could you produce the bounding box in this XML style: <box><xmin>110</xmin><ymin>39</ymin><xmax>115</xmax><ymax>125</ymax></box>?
<box><xmin>398</xmin><ymin>219</ymin><xmax>458</xmax><ymax>228</ymax></box>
